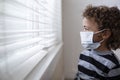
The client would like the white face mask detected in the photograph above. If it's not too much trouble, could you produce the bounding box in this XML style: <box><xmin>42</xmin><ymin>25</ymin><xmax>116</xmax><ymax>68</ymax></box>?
<box><xmin>80</xmin><ymin>30</ymin><xmax>105</xmax><ymax>49</ymax></box>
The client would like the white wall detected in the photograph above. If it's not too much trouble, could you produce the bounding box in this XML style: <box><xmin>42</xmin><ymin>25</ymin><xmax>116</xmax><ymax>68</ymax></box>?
<box><xmin>40</xmin><ymin>45</ymin><xmax>64</xmax><ymax>80</ymax></box>
<box><xmin>62</xmin><ymin>0</ymin><xmax>120</xmax><ymax>79</ymax></box>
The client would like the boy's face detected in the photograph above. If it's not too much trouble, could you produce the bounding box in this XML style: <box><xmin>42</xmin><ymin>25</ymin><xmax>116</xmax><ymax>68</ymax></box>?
<box><xmin>82</xmin><ymin>17</ymin><xmax>103</xmax><ymax>42</ymax></box>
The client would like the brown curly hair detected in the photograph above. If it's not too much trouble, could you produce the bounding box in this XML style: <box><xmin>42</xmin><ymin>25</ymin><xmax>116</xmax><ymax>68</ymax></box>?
<box><xmin>83</xmin><ymin>5</ymin><xmax>120</xmax><ymax>50</ymax></box>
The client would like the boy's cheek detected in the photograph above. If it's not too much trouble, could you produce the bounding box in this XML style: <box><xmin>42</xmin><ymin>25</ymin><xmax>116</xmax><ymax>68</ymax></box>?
<box><xmin>93</xmin><ymin>34</ymin><xmax>103</xmax><ymax>42</ymax></box>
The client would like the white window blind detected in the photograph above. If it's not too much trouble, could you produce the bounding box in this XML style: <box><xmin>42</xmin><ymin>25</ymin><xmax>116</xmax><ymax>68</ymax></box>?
<box><xmin>0</xmin><ymin>0</ymin><xmax>62</xmax><ymax>80</ymax></box>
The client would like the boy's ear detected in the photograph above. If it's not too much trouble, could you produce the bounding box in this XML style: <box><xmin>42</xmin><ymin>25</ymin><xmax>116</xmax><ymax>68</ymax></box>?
<box><xmin>102</xmin><ymin>30</ymin><xmax>111</xmax><ymax>39</ymax></box>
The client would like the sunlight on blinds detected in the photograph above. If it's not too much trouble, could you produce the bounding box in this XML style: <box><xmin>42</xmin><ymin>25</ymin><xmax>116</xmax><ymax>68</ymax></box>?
<box><xmin>0</xmin><ymin>0</ymin><xmax>62</xmax><ymax>80</ymax></box>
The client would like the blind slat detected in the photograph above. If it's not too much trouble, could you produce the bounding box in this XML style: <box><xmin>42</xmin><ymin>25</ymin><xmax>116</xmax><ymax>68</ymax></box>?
<box><xmin>0</xmin><ymin>45</ymin><xmax>46</xmax><ymax>71</ymax></box>
<box><xmin>10</xmin><ymin>51</ymin><xmax>47</xmax><ymax>80</ymax></box>
<box><xmin>0</xmin><ymin>38</ymin><xmax>43</xmax><ymax>53</ymax></box>
<box><xmin>0</xmin><ymin>30</ymin><xmax>56</xmax><ymax>33</ymax></box>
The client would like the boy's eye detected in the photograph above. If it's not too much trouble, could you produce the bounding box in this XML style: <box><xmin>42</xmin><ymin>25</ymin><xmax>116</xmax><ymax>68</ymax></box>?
<box><xmin>84</xmin><ymin>27</ymin><xmax>89</xmax><ymax>31</ymax></box>
<box><xmin>84</xmin><ymin>28</ymin><xmax>89</xmax><ymax>30</ymax></box>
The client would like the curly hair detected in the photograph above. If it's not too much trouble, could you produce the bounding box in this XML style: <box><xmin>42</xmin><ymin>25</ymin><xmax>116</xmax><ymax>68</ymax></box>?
<box><xmin>83</xmin><ymin>5</ymin><xmax>120</xmax><ymax>50</ymax></box>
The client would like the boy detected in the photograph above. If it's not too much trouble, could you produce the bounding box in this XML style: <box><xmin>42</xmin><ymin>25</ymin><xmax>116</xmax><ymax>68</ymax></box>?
<box><xmin>75</xmin><ymin>5</ymin><xmax>120</xmax><ymax>80</ymax></box>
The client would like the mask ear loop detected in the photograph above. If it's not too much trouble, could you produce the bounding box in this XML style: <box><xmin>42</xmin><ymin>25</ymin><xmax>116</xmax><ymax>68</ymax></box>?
<box><xmin>94</xmin><ymin>29</ymin><xmax>109</xmax><ymax>34</ymax></box>
<box><xmin>93</xmin><ymin>29</ymin><xmax>109</xmax><ymax>43</ymax></box>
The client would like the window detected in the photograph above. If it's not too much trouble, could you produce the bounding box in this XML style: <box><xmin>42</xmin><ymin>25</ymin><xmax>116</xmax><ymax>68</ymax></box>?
<box><xmin>0</xmin><ymin>0</ymin><xmax>62</xmax><ymax>80</ymax></box>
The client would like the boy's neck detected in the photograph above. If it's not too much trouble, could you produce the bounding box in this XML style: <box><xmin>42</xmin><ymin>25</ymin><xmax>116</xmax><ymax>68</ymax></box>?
<box><xmin>95</xmin><ymin>47</ymin><xmax>110</xmax><ymax>52</ymax></box>
<box><xmin>95</xmin><ymin>41</ymin><xmax>110</xmax><ymax>52</ymax></box>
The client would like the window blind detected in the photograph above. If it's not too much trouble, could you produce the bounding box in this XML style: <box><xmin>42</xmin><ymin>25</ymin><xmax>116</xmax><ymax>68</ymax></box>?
<box><xmin>0</xmin><ymin>0</ymin><xmax>62</xmax><ymax>80</ymax></box>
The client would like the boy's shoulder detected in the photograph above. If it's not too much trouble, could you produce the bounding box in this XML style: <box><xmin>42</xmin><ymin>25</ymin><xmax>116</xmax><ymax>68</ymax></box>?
<box><xmin>95</xmin><ymin>50</ymin><xmax>120</xmax><ymax>69</ymax></box>
<box><xmin>80</xmin><ymin>49</ymin><xmax>120</xmax><ymax>68</ymax></box>
<box><xmin>81</xmin><ymin>49</ymin><xmax>91</xmax><ymax>54</ymax></box>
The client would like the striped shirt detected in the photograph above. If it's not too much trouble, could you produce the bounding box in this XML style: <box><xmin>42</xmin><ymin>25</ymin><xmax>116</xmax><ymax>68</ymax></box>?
<box><xmin>75</xmin><ymin>49</ymin><xmax>120</xmax><ymax>80</ymax></box>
